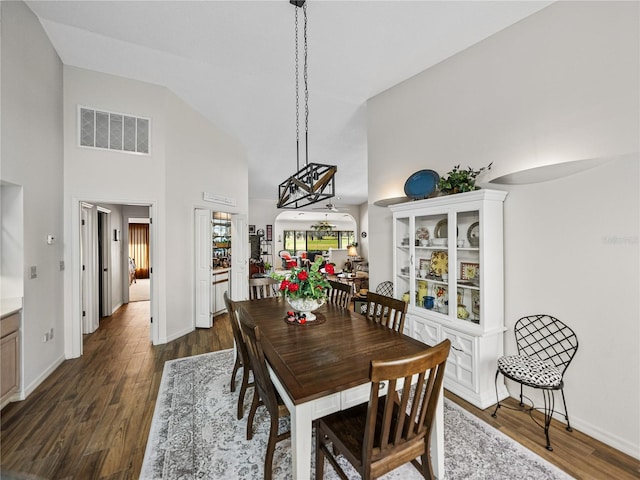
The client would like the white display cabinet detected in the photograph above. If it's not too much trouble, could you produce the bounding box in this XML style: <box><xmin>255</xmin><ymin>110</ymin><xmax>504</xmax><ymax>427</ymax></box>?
<box><xmin>390</xmin><ymin>189</ymin><xmax>509</xmax><ymax>408</ymax></box>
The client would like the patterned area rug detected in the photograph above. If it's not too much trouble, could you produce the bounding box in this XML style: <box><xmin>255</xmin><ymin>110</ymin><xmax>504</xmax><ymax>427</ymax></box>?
<box><xmin>141</xmin><ymin>350</ymin><xmax>574</xmax><ymax>480</ymax></box>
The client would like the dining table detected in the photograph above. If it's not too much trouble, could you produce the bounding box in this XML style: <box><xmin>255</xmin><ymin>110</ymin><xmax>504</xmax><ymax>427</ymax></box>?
<box><xmin>236</xmin><ymin>296</ymin><xmax>445</xmax><ymax>480</ymax></box>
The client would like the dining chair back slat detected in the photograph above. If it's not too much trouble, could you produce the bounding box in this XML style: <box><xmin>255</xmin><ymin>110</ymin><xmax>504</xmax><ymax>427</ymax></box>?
<box><xmin>327</xmin><ymin>280</ymin><xmax>353</xmax><ymax>310</ymax></box>
<box><xmin>236</xmin><ymin>305</ymin><xmax>290</xmax><ymax>480</ymax></box>
<box><xmin>315</xmin><ymin>339</ymin><xmax>451</xmax><ymax>480</ymax></box>
<box><xmin>249</xmin><ymin>277</ymin><xmax>280</xmax><ymax>300</ymax></box>
<box><xmin>364</xmin><ymin>291</ymin><xmax>408</xmax><ymax>333</ymax></box>
<box><xmin>223</xmin><ymin>292</ymin><xmax>253</xmax><ymax>419</ymax></box>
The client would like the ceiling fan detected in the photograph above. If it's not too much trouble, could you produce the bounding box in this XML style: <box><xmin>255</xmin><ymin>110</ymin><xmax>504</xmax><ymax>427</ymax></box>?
<box><xmin>312</xmin><ymin>203</ymin><xmax>350</xmax><ymax>212</ymax></box>
<box><xmin>310</xmin><ymin>214</ymin><xmax>337</xmax><ymax>231</ymax></box>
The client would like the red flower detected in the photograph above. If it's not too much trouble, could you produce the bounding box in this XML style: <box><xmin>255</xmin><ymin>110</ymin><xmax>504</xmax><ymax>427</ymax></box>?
<box><xmin>288</xmin><ymin>283</ymin><xmax>299</xmax><ymax>292</ymax></box>
<box><xmin>325</xmin><ymin>264</ymin><xmax>335</xmax><ymax>275</ymax></box>
<box><xmin>297</xmin><ymin>270</ymin><xmax>309</xmax><ymax>281</ymax></box>
<box><xmin>280</xmin><ymin>280</ymin><xmax>290</xmax><ymax>291</ymax></box>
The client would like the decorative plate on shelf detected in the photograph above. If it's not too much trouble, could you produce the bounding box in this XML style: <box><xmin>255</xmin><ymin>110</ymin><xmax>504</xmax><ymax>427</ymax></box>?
<box><xmin>430</xmin><ymin>251</ymin><xmax>448</xmax><ymax>276</ymax></box>
<box><xmin>403</xmin><ymin>169</ymin><xmax>440</xmax><ymax>200</ymax></box>
<box><xmin>416</xmin><ymin>227</ymin><xmax>430</xmax><ymax>240</ymax></box>
<box><xmin>434</xmin><ymin>219</ymin><xmax>459</xmax><ymax>238</ymax></box>
<box><xmin>467</xmin><ymin>222</ymin><xmax>480</xmax><ymax>247</ymax></box>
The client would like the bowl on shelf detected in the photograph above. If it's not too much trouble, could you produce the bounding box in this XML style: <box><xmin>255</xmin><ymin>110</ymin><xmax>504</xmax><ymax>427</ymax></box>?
<box><xmin>431</xmin><ymin>238</ymin><xmax>447</xmax><ymax>247</ymax></box>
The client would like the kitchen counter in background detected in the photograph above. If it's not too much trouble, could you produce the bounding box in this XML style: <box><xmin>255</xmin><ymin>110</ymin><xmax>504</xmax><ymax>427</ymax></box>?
<box><xmin>1</xmin><ymin>297</ymin><xmax>23</xmax><ymax>318</ymax></box>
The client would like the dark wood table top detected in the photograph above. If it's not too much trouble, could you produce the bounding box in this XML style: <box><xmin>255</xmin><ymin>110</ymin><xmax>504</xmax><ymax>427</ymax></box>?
<box><xmin>236</xmin><ymin>297</ymin><xmax>430</xmax><ymax>405</ymax></box>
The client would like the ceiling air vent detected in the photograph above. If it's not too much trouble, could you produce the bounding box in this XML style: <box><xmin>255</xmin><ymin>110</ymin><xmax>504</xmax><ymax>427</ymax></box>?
<box><xmin>79</xmin><ymin>107</ymin><xmax>150</xmax><ymax>154</ymax></box>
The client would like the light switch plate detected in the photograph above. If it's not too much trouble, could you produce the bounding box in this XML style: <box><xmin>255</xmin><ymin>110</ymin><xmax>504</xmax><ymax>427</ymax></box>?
<box><xmin>30</xmin><ymin>266</ymin><xmax>37</xmax><ymax>279</ymax></box>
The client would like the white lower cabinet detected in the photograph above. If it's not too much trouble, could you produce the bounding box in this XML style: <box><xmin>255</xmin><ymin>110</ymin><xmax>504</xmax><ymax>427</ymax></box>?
<box><xmin>411</xmin><ymin>313</ymin><xmax>439</xmax><ymax>346</ymax></box>
<box><xmin>441</xmin><ymin>327</ymin><xmax>475</xmax><ymax>392</ymax></box>
<box><xmin>409</xmin><ymin>312</ymin><xmax>508</xmax><ymax>409</ymax></box>
<box><xmin>212</xmin><ymin>269</ymin><xmax>230</xmax><ymax>317</ymax></box>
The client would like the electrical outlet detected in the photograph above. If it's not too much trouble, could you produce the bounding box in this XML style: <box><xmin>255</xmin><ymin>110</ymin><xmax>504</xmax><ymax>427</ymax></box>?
<box><xmin>60</xmin><ymin>260</ymin><xmax>65</xmax><ymax>271</ymax></box>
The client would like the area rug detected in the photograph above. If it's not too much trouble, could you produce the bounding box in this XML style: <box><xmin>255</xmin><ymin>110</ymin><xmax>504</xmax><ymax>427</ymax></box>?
<box><xmin>141</xmin><ymin>350</ymin><xmax>574</xmax><ymax>480</ymax></box>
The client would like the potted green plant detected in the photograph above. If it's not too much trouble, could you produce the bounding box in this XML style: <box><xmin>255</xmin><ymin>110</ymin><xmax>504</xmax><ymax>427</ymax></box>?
<box><xmin>438</xmin><ymin>163</ymin><xmax>492</xmax><ymax>194</ymax></box>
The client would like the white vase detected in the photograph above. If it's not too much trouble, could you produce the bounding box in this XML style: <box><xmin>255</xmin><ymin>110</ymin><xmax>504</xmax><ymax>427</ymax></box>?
<box><xmin>287</xmin><ymin>297</ymin><xmax>325</xmax><ymax>321</ymax></box>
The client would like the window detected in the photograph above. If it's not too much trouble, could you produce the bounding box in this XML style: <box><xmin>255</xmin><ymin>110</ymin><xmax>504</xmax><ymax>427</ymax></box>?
<box><xmin>79</xmin><ymin>107</ymin><xmax>150</xmax><ymax>154</ymax></box>
<box><xmin>284</xmin><ymin>230</ymin><xmax>355</xmax><ymax>253</ymax></box>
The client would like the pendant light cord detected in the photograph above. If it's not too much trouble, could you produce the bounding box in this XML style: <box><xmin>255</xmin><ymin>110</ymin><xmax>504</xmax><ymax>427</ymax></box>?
<box><xmin>303</xmin><ymin>3</ymin><xmax>309</xmax><ymax>168</ymax></box>
<box><xmin>295</xmin><ymin>6</ymin><xmax>300</xmax><ymax>172</ymax></box>
<box><xmin>294</xmin><ymin>3</ymin><xmax>309</xmax><ymax>172</ymax></box>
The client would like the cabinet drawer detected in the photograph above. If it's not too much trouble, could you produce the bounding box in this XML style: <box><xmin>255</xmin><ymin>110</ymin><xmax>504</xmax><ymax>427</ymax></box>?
<box><xmin>1</xmin><ymin>331</ymin><xmax>19</xmax><ymax>400</ymax></box>
<box><xmin>411</xmin><ymin>314</ymin><xmax>439</xmax><ymax>346</ymax></box>
<box><xmin>1</xmin><ymin>313</ymin><xmax>20</xmax><ymax>337</ymax></box>
<box><xmin>441</xmin><ymin>327</ymin><xmax>476</xmax><ymax>391</ymax></box>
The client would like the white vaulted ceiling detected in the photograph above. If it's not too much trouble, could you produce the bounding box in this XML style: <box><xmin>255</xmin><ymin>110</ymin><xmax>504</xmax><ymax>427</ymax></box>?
<box><xmin>26</xmin><ymin>0</ymin><xmax>552</xmax><ymax>206</ymax></box>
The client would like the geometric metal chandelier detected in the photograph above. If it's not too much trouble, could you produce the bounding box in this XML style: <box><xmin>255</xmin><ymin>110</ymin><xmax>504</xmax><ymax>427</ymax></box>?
<box><xmin>277</xmin><ymin>0</ymin><xmax>337</xmax><ymax>209</ymax></box>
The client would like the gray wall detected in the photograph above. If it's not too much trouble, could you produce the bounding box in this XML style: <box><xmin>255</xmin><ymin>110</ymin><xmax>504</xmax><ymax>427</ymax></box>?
<box><xmin>1</xmin><ymin>0</ymin><xmax>65</xmax><ymax>396</ymax></box>
<box><xmin>1</xmin><ymin>1</ymin><xmax>249</xmax><ymax>397</ymax></box>
<box><xmin>367</xmin><ymin>1</ymin><xmax>639</xmax><ymax>456</ymax></box>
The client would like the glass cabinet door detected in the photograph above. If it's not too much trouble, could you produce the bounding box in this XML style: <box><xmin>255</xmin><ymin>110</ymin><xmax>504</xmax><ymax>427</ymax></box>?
<box><xmin>454</xmin><ymin>210</ymin><xmax>480</xmax><ymax>324</ymax></box>
<box><xmin>394</xmin><ymin>215</ymin><xmax>411</xmax><ymax>304</ymax></box>
<box><xmin>414</xmin><ymin>212</ymin><xmax>449</xmax><ymax>314</ymax></box>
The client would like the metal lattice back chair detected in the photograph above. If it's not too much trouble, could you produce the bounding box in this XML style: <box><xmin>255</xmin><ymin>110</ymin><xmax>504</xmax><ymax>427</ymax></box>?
<box><xmin>492</xmin><ymin>314</ymin><xmax>578</xmax><ymax>451</ymax></box>
<box><xmin>375</xmin><ymin>281</ymin><xmax>394</xmax><ymax>297</ymax></box>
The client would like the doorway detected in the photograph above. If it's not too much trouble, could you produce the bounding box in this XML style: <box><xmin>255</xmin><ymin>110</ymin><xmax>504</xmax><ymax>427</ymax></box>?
<box><xmin>72</xmin><ymin>200</ymin><xmax>156</xmax><ymax>358</ymax></box>
<box><xmin>128</xmin><ymin>220</ymin><xmax>150</xmax><ymax>302</ymax></box>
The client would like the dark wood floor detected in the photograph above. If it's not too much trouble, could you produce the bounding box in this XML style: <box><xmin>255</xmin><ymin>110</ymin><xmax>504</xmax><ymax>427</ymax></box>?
<box><xmin>1</xmin><ymin>301</ymin><xmax>638</xmax><ymax>479</ymax></box>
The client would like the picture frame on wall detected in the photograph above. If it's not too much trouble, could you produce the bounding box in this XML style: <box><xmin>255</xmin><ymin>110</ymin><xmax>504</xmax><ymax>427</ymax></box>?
<box><xmin>266</xmin><ymin>224</ymin><xmax>273</xmax><ymax>242</ymax></box>
<box><xmin>248</xmin><ymin>225</ymin><xmax>256</xmax><ymax>235</ymax></box>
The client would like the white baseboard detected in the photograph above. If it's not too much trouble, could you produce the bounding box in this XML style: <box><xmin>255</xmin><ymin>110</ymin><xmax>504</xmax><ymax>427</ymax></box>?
<box><xmin>504</xmin><ymin>393</ymin><xmax>639</xmax><ymax>460</ymax></box>
<box><xmin>570</xmin><ymin>416</ymin><xmax>639</xmax><ymax>460</ymax></box>
<box><xmin>161</xmin><ymin>325</ymin><xmax>195</xmax><ymax>345</ymax></box>
<box><xmin>111</xmin><ymin>302</ymin><xmax>123</xmax><ymax>314</ymax></box>
<box><xmin>22</xmin><ymin>354</ymin><xmax>66</xmax><ymax>399</ymax></box>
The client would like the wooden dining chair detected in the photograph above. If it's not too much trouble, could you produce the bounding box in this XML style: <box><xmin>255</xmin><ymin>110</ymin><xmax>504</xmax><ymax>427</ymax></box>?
<box><xmin>223</xmin><ymin>291</ymin><xmax>253</xmax><ymax>420</ymax></box>
<box><xmin>327</xmin><ymin>279</ymin><xmax>353</xmax><ymax>310</ymax></box>
<box><xmin>236</xmin><ymin>305</ymin><xmax>290</xmax><ymax>480</ymax></box>
<box><xmin>315</xmin><ymin>339</ymin><xmax>451</xmax><ymax>480</ymax></box>
<box><xmin>248</xmin><ymin>277</ymin><xmax>280</xmax><ymax>300</ymax></box>
<box><xmin>364</xmin><ymin>291</ymin><xmax>408</xmax><ymax>333</ymax></box>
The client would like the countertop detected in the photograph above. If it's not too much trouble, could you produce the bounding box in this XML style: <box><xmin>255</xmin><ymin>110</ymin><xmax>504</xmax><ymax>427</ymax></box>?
<box><xmin>1</xmin><ymin>297</ymin><xmax>23</xmax><ymax>318</ymax></box>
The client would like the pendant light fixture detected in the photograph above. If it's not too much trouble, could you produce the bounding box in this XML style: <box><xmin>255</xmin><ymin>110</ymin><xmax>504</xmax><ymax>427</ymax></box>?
<box><xmin>277</xmin><ymin>0</ymin><xmax>337</xmax><ymax>209</ymax></box>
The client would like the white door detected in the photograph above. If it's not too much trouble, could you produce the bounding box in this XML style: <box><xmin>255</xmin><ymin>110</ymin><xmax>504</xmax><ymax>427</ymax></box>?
<box><xmin>80</xmin><ymin>203</ymin><xmax>99</xmax><ymax>334</ymax></box>
<box><xmin>231</xmin><ymin>214</ymin><xmax>248</xmax><ymax>300</ymax></box>
<box><xmin>148</xmin><ymin>206</ymin><xmax>156</xmax><ymax>342</ymax></box>
<box><xmin>195</xmin><ymin>208</ymin><xmax>212</xmax><ymax>328</ymax></box>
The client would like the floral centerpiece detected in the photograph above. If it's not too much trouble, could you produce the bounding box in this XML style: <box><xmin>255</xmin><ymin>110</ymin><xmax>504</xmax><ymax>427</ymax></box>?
<box><xmin>272</xmin><ymin>256</ymin><xmax>332</xmax><ymax>321</ymax></box>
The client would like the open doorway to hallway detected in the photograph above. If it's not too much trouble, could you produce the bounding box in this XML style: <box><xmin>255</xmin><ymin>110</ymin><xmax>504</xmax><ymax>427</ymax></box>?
<box><xmin>128</xmin><ymin>218</ymin><xmax>150</xmax><ymax>302</ymax></box>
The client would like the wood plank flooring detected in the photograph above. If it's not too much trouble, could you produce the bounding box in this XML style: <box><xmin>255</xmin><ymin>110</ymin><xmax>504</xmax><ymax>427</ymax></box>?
<box><xmin>1</xmin><ymin>301</ymin><xmax>638</xmax><ymax>479</ymax></box>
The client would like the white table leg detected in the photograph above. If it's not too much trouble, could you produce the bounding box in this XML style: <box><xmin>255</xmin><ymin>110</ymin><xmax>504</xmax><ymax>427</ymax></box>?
<box><xmin>289</xmin><ymin>402</ymin><xmax>314</xmax><ymax>480</ymax></box>
<box><xmin>430</xmin><ymin>384</ymin><xmax>445</xmax><ymax>479</ymax></box>
<box><xmin>268</xmin><ymin>365</ymin><xmax>313</xmax><ymax>479</ymax></box>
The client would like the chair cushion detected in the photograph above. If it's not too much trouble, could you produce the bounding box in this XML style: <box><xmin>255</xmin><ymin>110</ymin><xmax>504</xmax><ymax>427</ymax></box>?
<box><xmin>497</xmin><ymin>355</ymin><xmax>562</xmax><ymax>387</ymax></box>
